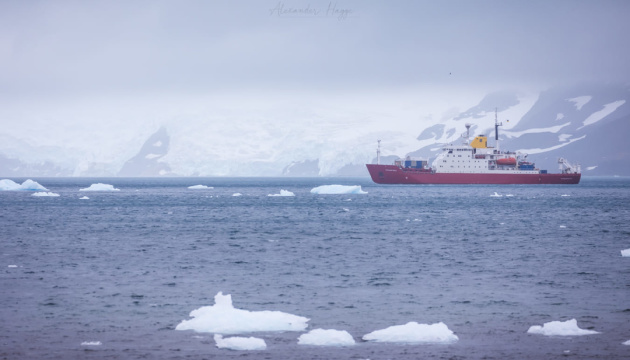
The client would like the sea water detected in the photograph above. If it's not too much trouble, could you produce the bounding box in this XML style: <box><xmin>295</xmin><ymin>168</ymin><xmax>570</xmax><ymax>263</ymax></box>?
<box><xmin>1</xmin><ymin>177</ymin><xmax>629</xmax><ymax>359</ymax></box>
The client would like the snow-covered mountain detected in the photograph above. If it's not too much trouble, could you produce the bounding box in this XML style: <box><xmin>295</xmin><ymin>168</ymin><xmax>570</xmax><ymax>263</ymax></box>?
<box><xmin>0</xmin><ymin>83</ymin><xmax>628</xmax><ymax>177</ymax></box>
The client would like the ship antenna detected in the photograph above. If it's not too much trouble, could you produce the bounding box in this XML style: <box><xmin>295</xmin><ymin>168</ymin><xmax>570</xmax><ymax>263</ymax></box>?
<box><xmin>494</xmin><ymin>108</ymin><xmax>502</xmax><ymax>152</ymax></box>
<box><xmin>465</xmin><ymin>123</ymin><xmax>472</xmax><ymax>142</ymax></box>
<box><xmin>376</xmin><ymin>139</ymin><xmax>381</xmax><ymax>165</ymax></box>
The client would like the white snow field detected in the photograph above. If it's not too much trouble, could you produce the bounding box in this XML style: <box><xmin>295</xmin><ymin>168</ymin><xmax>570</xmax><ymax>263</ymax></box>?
<box><xmin>175</xmin><ymin>292</ymin><xmax>309</xmax><ymax>334</ymax></box>
<box><xmin>527</xmin><ymin>319</ymin><xmax>600</xmax><ymax>336</ymax></box>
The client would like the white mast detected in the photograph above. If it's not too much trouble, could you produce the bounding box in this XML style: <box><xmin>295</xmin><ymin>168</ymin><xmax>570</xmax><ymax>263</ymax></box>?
<box><xmin>376</xmin><ymin>140</ymin><xmax>381</xmax><ymax>165</ymax></box>
<box><xmin>494</xmin><ymin>108</ymin><xmax>502</xmax><ymax>152</ymax></box>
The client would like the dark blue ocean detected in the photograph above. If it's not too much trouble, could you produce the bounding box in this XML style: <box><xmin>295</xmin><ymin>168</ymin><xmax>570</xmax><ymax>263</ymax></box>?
<box><xmin>1</xmin><ymin>177</ymin><xmax>629</xmax><ymax>359</ymax></box>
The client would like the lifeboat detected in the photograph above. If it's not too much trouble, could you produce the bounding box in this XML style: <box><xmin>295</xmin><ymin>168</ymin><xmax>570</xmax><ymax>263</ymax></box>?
<box><xmin>496</xmin><ymin>157</ymin><xmax>516</xmax><ymax>166</ymax></box>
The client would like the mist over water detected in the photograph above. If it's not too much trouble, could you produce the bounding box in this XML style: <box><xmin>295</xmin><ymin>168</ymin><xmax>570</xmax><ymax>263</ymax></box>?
<box><xmin>1</xmin><ymin>177</ymin><xmax>629</xmax><ymax>359</ymax></box>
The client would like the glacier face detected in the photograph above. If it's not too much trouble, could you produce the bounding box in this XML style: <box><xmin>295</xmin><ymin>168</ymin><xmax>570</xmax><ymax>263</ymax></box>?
<box><xmin>0</xmin><ymin>84</ymin><xmax>628</xmax><ymax>177</ymax></box>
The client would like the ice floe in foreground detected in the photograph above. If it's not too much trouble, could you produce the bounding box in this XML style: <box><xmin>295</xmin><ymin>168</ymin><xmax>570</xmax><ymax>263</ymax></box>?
<box><xmin>362</xmin><ymin>322</ymin><xmax>458</xmax><ymax>344</ymax></box>
<box><xmin>232</xmin><ymin>193</ymin><xmax>242</xmax><ymax>197</ymax></box>
<box><xmin>214</xmin><ymin>334</ymin><xmax>266</xmax><ymax>350</ymax></box>
<box><xmin>490</xmin><ymin>192</ymin><xmax>502</xmax><ymax>197</ymax></box>
<box><xmin>268</xmin><ymin>189</ymin><xmax>295</xmax><ymax>197</ymax></box>
<box><xmin>0</xmin><ymin>179</ymin><xmax>48</xmax><ymax>191</ymax></box>
<box><xmin>623</xmin><ymin>339</ymin><xmax>630</xmax><ymax>345</ymax></box>
<box><xmin>80</xmin><ymin>196</ymin><xmax>90</xmax><ymax>200</ymax></box>
<box><xmin>175</xmin><ymin>292</ymin><xmax>309</xmax><ymax>334</ymax></box>
<box><xmin>527</xmin><ymin>319</ymin><xmax>599</xmax><ymax>336</ymax></box>
<box><xmin>188</xmin><ymin>185</ymin><xmax>213</xmax><ymax>189</ymax></box>
<box><xmin>79</xmin><ymin>183</ymin><xmax>120</xmax><ymax>191</ymax></box>
<box><xmin>298</xmin><ymin>329</ymin><xmax>355</xmax><ymax>346</ymax></box>
<box><xmin>621</xmin><ymin>248</ymin><xmax>630</xmax><ymax>257</ymax></box>
<box><xmin>81</xmin><ymin>341</ymin><xmax>102</xmax><ymax>346</ymax></box>
<box><xmin>310</xmin><ymin>185</ymin><xmax>367</xmax><ymax>195</ymax></box>
<box><xmin>32</xmin><ymin>192</ymin><xmax>60</xmax><ymax>197</ymax></box>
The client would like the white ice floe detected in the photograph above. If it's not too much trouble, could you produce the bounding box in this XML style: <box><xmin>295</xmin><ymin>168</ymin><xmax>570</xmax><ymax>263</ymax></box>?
<box><xmin>559</xmin><ymin>225</ymin><xmax>567</xmax><ymax>228</ymax></box>
<box><xmin>490</xmin><ymin>192</ymin><xmax>502</xmax><ymax>197</ymax></box>
<box><xmin>80</xmin><ymin>196</ymin><xmax>89</xmax><ymax>200</ymax></box>
<box><xmin>232</xmin><ymin>193</ymin><xmax>242</xmax><ymax>197</ymax></box>
<box><xmin>214</xmin><ymin>334</ymin><xmax>266</xmax><ymax>351</ymax></box>
<box><xmin>0</xmin><ymin>179</ymin><xmax>48</xmax><ymax>191</ymax></box>
<box><xmin>298</xmin><ymin>329</ymin><xmax>355</xmax><ymax>346</ymax></box>
<box><xmin>32</xmin><ymin>192</ymin><xmax>60</xmax><ymax>197</ymax></box>
<box><xmin>268</xmin><ymin>189</ymin><xmax>295</xmax><ymax>197</ymax></box>
<box><xmin>175</xmin><ymin>292</ymin><xmax>309</xmax><ymax>334</ymax></box>
<box><xmin>623</xmin><ymin>339</ymin><xmax>630</xmax><ymax>345</ymax></box>
<box><xmin>8</xmin><ymin>265</ymin><xmax>18</xmax><ymax>268</ymax></box>
<box><xmin>362</xmin><ymin>322</ymin><xmax>458</xmax><ymax>344</ymax></box>
<box><xmin>188</xmin><ymin>185</ymin><xmax>213</xmax><ymax>189</ymax></box>
<box><xmin>527</xmin><ymin>319</ymin><xmax>599</xmax><ymax>336</ymax></box>
<box><xmin>81</xmin><ymin>341</ymin><xmax>102</xmax><ymax>346</ymax></box>
<box><xmin>79</xmin><ymin>183</ymin><xmax>120</xmax><ymax>191</ymax></box>
<box><xmin>310</xmin><ymin>185</ymin><xmax>367</xmax><ymax>195</ymax></box>
<box><xmin>621</xmin><ymin>249</ymin><xmax>630</xmax><ymax>257</ymax></box>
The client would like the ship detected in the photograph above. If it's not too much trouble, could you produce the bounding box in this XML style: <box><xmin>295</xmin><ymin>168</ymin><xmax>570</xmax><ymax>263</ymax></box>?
<box><xmin>366</xmin><ymin>112</ymin><xmax>581</xmax><ymax>185</ymax></box>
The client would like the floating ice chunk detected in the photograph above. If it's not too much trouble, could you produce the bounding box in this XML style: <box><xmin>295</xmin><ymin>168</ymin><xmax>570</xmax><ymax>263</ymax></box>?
<box><xmin>561</xmin><ymin>194</ymin><xmax>570</xmax><ymax>197</ymax></box>
<box><xmin>310</xmin><ymin>185</ymin><xmax>367</xmax><ymax>195</ymax></box>
<box><xmin>586</xmin><ymin>166</ymin><xmax>598</xmax><ymax>171</ymax></box>
<box><xmin>81</xmin><ymin>341</ymin><xmax>102</xmax><ymax>346</ymax></box>
<box><xmin>79</xmin><ymin>183</ymin><xmax>120</xmax><ymax>192</ymax></box>
<box><xmin>188</xmin><ymin>185</ymin><xmax>213</xmax><ymax>189</ymax></box>
<box><xmin>32</xmin><ymin>192</ymin><xmax>60</xmax><ymax>197</ymax></box>
<box><xmin>232</xmin><ymin>193</ymin><xmax>242</xmax><ymax>197</ymax></box>
<box><xmin>559</xmin><ymin>225</ymin><xmax>567</xmax><ymax>228</ymax></box>
<box><xmin>8</xmin><ymin>265</ymin><xmax>18</xmax><ymax>268</ymax></box>
<box><xmin>506</xmin><ymin>194</ymin><xmax>514</xmax><ymax>197</ymax></box>
<box><xmin>214</xmin><ymin>334</ymin><xmax>266</xmax><ymax>351</ymax></box>
<box><xmin>0</xmin><ymin>179</ymin><xmax>48</xmax><ymax>191</ymax></box>
<box><xmin>623</xmin><ymin>339</ymin><xmax>630</xmax><ymax>345</ymax></box>
<box><xmin>268</xmin><ymin>189</ymin><xmax>295</xmax><ymax>197</ymax></box>
<box><xmin>490</xmin><ymin>192</ymin><xmax>502</xmax><ymax>197</ymax></box>
<box><xmin>621</xmin><ymin>249</ymin><xmax>630</xmax><ymax>257</ymax></box>
<box><xmin>175</xmin><ymin>292</ymin><xmax>309</xmax><ymax>334</ymax></box>
<box><xmin>80</xmin><ymin>196</ymin><xmax>90</xmax><ymax>200</ymax></box>
<box><xmin>527</xmin><ymin>319</ymin><xmax>599</xmax><ymax>336</ymax></box>
<box><xmin>362</xmin><ymin>322</ymin><xmax>458</xmax><ymax>344</ymax></box>
<box><xmin>298</xmin><ymin>329</ymin><xmax>355</xmax><ymax>346</ymax></box>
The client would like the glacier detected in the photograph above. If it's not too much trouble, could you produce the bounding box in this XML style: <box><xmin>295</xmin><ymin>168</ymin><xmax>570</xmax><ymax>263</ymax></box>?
<box><xmin>1</xmin><ymin>84</ymin><xmax>628</xmax><ymax>177</ymax></box>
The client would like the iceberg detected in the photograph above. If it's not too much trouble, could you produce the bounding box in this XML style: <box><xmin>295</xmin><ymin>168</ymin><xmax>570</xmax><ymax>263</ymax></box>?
<box><xmin>623</xmin><ymin>339</ymin><xmax>630</xmax><ymax>345</ymax></box>
<box><xmin>214</xmin><ymin>334</ymin><xmax>266</xmax><ymax>351</ymax></box>
<box><xmin>362</xmin><ymin>322</ymin><xmax>458</xmax><ymax>344</ymax></box>
<box><xmin>79</xmin><ymin>183</ymin><xmax>120</xmax><ymax>191</ymax></box>
<box><xmin>232</xmin><ymin>193</ymin><xmax>242</xmax><ymax>197</ymax></box>
<box><xmin>621</xmin><ymin>249</ymin><xmax>630</xmax><ymax>257</ymax></box>
<box><xmin>80</xmin><ymin>341</ymin><xmax>102</xmax><ymax>346</ymax></box>
<box><xmin>175</xmin><ymin>292</ymin><xmax>309</xmax><ymax>334</ymax></box>
<box><xmin>490</xmin><ymin>192</ymin><xmax>502</xmax><ymax>197</ymax></box>
<box><xmin>32</xmin><ymin>192</ymin><xmax>60</xmax><ymax>197</ymax></box>
<box><xmin>188</xmin><ymin>185</ymin><xmax>213</xmax><ymax>189</ymax></box>
<box><xmin>80</xmin><ymin>196</ymin><xmax>90</xmax><ymax>200</ymax></box>
<box><xmin>527</xmin><ymin>319</ymin><xmax>599</xmax><ymax>336</ymax></box>
<box><xmin>268</xmin><ymin>189</ymin><xmax>295</xmax><ymax>197</ymax></box>
<box><xmin>0</xmin><ymin>179</ymin><xmax>48</xmax><ymax>191</ymax></box>
<box><xmin>310</xmin><ymin>185</ymin><xmax>367</xmax><ymax>195</ymax></box>
<box><xmin>298</xmin><ymin>329</ymin><xmax>355</xmax><ymax>346</ymax></box>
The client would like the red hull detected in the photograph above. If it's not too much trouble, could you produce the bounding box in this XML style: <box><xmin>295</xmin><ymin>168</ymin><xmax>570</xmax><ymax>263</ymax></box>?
<box><xmin>366</xmin><ymin>164</ymin><xmax>581</xmax><ymax>184</ymax></box>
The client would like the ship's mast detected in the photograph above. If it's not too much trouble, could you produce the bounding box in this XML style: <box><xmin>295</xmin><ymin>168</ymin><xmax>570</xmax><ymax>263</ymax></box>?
<box><xmin>494</xmin><ymin>108</ymin><xmax>502</xmax><ymax>152</ymax></box>
<box><xmin>376</xmin><ymin>140</ymin><xmax>381</xmax><ymax>165</ymax></box>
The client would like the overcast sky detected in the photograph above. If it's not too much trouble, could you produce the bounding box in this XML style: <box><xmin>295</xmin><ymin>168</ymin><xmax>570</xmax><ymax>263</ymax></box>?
<box><xmin>1</xmin><ymin>0</ymin><xmax>629</xmax><ymax>100</ymax></box>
